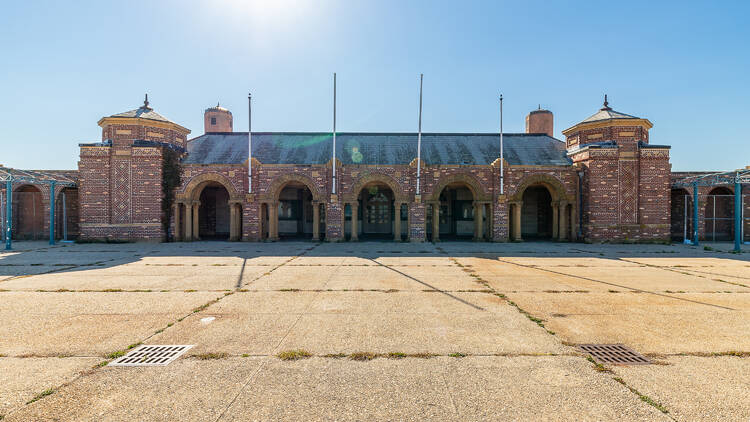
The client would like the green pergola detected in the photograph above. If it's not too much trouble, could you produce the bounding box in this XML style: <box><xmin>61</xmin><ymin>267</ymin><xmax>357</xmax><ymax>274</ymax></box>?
<box><xmin>1</xmin><ymin>167</ymin><xmax>76</xmax><ymax>250</ymax></box>
<box><xmin>673</xmin><ymin>169</ymin><xmax>750</xmax><ymax>252</ymax></box>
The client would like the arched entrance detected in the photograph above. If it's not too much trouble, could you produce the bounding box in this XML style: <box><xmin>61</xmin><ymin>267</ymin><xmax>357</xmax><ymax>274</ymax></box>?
<box><xmin>345</xmin><ymin>174</ymin><xmax>407</xmax><ymax>242</ymax></box>
<box><xmin>429</xmin><ymin>184</ymin><xmax>481</xmax><ymax>241</ymax></box>
<box><xmin>356</xmin><ymin>183</ymin><xmax>395</xmax><ymax>240</ymax></box>
<box><xmin>509</xmin><ymin>175</ymin><xmax>572</xmax><ymax>242</ymax></box>
<box><xmin>705</xmin><ymin>187</ymin><xmax>733</xmax><ymax>241</ymax></box>
<box><xmin>198</xmin><ymin>183</ymin><xmax>231</xmax><ymax>240</ymax></box>
<box><xmin>13</xmin><ymin>185</ymin><xmax>44</xmax><ymax>240</ymax></box>
<box><xmin>521</xmin><ymin>186</ymin><xmax>553</xmax><ymax>240</ymax></box>
<box><xmin>670</xmin><ymin>188</ymin><xmax>692</xmax><ymax>242</ymax></box>
<box><xmin>178</xmin><ymin>173</ymin><xmax>243</xmax><ymax>242</ymax></box>
<box><xmin>55</xmin><ymin>187</ymin><xmax>79</xmax><ymax>240</ymax></box>
<box><xmin>277</xmin><ymin>183</ymin><xmax>318</xmax><ymax>239</ymax></box>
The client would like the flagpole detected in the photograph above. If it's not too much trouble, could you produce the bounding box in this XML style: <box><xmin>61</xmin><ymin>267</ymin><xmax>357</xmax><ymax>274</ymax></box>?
<box><xmin>416</xmin><ymin>74</ymin><xmax>423</xmax><ymax>195</ymax></box>
<box><xmin>332</xmin><ymin>73</ymin><xmax>337</xmax><ymax>195</ymax></box>
<box><xmin>248</xmin><ymin>93</ymin><xmax>252</xmax><ymax>193</ymax></box>
<box><xmin>499</xmin><ymin>94</ymin><xmax>504</xmax><ymax>195</ymax></box>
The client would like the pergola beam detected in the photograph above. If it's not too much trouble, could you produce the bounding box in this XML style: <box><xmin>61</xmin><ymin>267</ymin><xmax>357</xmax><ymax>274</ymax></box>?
<box><xmin>1</xmin><ymin>167</ymin><xmax>76</xmax><ymax>250</ymax></box>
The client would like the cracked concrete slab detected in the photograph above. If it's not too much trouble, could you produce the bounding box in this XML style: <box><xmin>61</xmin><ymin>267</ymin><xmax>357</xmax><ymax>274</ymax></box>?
<box><xmin>506</xmin><ymin>292</ymin><xmax>750</xmax><ymax>353</ymax></box>
<box><xmin>0</xmin><ymin>357</ymin><xmax>100</xmax><ymax>416</ymax></box>
<box><xmin>615</xmin><ymin>356</ymin><xmax>750</xmax><ymax>422</ymax></box>
<box><xmin>0</xmin><ymin>291</ymin><xmax>223</xmax><ymax>356</ymax></box>
<box><xmin>3</xmin><ymin>358</ymin><xmax>264</xmax><ymax>422</ymax></box>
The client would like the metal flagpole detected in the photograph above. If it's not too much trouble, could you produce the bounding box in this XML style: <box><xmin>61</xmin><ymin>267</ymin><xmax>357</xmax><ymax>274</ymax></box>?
<box><xmin>6</xmin><ymin>179</ymin><xmax>12</xmax><ymax>250</ymax></box>
<box><xmin>247</xmin><ymin>93</ymin><xmax>253</xmax><ymax>193</ymax></box>
<box><xmin>416</xmin><ymin>74</ymin><xmax>423</xmax><ymax>195</ymax></box>
<box><xmin>500</xmin><ymin>94</ymin><xmax>504</xmax><ymax>195</ymax></box>
<box><xmin>62</xmin><ymin>191</ymin><xmax>68</xmax><ymax>241</ymax></box>
<box><xmin>332</xmin><ymin>73</ymin><xmax>337</xmax><ymax>195</ymax></box>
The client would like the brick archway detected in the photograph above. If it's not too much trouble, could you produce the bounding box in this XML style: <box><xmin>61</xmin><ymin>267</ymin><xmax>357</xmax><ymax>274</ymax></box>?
<box><xmin>509</xmin><ymin>173</ymin><xmax>570</xmax><ymax>203</ymax></box>
<box><xmin>181</xmin><ymin>172</ymin><xmax>242</xmax><ymax>202</ymax></box>
<box><xmin>344</xmin><ymin>172</ymin><xmax>408</xmax><ymax>203</ymax></box>
<box><xmin>429</xmin><ymin>173</ymin><xmax>490</xmax><ymax>202</ymax></box>
<box><xmin>265</xmin><ymin>173</ymin><xmax>323</xmax><ymax>203</ymax></box>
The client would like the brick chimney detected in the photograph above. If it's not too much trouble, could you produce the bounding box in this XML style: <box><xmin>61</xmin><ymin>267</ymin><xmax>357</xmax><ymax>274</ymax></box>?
<box><xmin>525</xmin><ymin>107</ymin><xmax>554</xmax><ymax>137</ymax></box>
<box><xmin>204</xmin><ymin>103</ymin><xmax>233</xmax><ymax>133</ymax></box>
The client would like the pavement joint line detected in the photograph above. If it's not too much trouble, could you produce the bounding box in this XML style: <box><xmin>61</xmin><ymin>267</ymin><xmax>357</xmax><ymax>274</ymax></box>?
<box><xmin>367</xmin><ymin>257</ymin><xmax>486</xmax><ymax>311</ymax></box>
<box><xmin>445</xmin><ymin>250</ymin><xmax>680</xmax><ymax>415</ymax></box>
<box><xmin>619</xmin><ymin>259</ymin><xmax>750</xmax><ymax>289</ymax></box>
<box><xmin>494</xmin><ymin>257</ymin><xmax>736</xmax><ymax>311</ymax></box>
<box><xmin>213</xmin><ymin>244</ymin><xmax>324</xmax><ymax>422</ymax></box>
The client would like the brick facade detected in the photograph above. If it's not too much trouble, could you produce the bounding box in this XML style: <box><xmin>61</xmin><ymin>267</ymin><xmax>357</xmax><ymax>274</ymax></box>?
<box><xmin>12</xmin><ymin>98</ymin><xmax>740</xmax><ymax>245</ymax></box>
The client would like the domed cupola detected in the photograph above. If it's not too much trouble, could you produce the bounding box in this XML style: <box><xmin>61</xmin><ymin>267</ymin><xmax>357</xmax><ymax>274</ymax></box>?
<box><xmin>97</xmin><ymin>94</ymin><xmax>191</xmax><ymax>147</ymax></box>
<box><xmin>562</xmin><ymin>95</ymin><xmax>652</xmax><ymax>150</ymax></box>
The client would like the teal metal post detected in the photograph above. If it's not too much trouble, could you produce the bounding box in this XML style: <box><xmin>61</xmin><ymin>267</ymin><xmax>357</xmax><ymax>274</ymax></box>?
<box><xmin>49</xmin><ymin>181</ymin><xmax>56</xmax><ymax>245</ymax></box>
<box><xmin>693</xmin><ymin>182</ymin><xmax>699</xmax><ymax>246</ymax></box>
<box><xmin>5</xmin><ymin>180</ymin><xmax>11</xmax><ymax>250</ymax></box>
<box><xmin>735</xmin><ymin>176</ymin><xmax>742</xmax><ymax>252</ymax></box>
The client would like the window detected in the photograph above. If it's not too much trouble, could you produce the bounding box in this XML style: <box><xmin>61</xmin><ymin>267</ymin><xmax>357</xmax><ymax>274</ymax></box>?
<box><xmin>278</xmin><ymin>201</ymin><xmax>299</xmax><ymax>220</ymax></box>
<box><xmin>455</xmin><ymin>201</ymin><xmax>474</xmax><ymax>220</ymax></box>
<box><xmin>211</xmin><ymin>117</ymin><xmax>216</xmax><ymax>125</ymax></box>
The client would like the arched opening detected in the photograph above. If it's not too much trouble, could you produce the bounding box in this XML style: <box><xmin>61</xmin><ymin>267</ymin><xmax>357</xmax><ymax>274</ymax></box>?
<box><xmin>198</xmin><ymin>183</ymin><xmax>231</xmax><ymax>240</ymax></box>
<box><xmin>521</xmin><ymin>185</ymin><xmax>553</xmax><ymax>240</ymax></box>
<box><xmin>55</xmin><ymin>187</ymin><xmax>79</xmax><ymax>240</ymax></box>
<box><xmin>13</xmin><ymin>185</ymin><xmax>44</xmax><ymax>240</ymax></box>
<box><xmin>429</xmin><ymin>183</ymin><xmax>479</xmax><ymax>241</ymax></box>
<box><xmin>277</xmin><ymin>183</ymin><xmax>316</xmax><ymax>239</ymax></box>
<box><xmin>670</xmin><ymin>188</ymin><xmax>692</xmax><ymax>242</ymax></box>
<box><xmin>352</xmin><ymin>183</ymin><xmax>395</xmax><ymax>240</ymax></box>
<box><xmin>705</xmin><ymin>187</ymin><xmax>733</xmax><ymax>241</ymax></box>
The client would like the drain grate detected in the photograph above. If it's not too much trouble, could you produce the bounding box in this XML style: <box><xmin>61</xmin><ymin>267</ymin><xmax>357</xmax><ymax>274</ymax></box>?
<box><xmin>578</xmin><ymin>344</ymin><xmax>651</xmax><ymax>365</ymax></box>
<box><xmin>109</xmin><ymin>345</ymin><xmax>193</xmax><ymax>367</ymax></box>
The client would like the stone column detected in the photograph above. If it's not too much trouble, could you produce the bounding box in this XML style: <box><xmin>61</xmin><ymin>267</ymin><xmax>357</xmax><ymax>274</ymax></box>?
<box><xmin>229</xmin><ymin>203</ymin><xmax>238</xmax><ymax>241</ymax></box>
<box><xmin>350</xmin><ymin>202</ymin><xmax>359</xmax><ymax>241</ymax></box>
<box><xmin>269</xmin><ymin>202</ymin><xmax>279</xmax><ymax>241</ymax></box>
<box><xmin>192</xmin><ymin>202</ymin><xmax>200</xmax><ymax>241</ymax></box>
<box><xmin>394</xmin><ymin>202</ymin><xmax>402</xmax><ymax>242</ymax></box>
<box><xmin>552</xmin><ymin>202</ymin><xmax>559</xmax><ymax>239</ymax></box>
<box><xmin>312</xmin><ymin>202</ymin><xmax>320</xmax><ymax>241</ymax></box>
<box><xmin>570</xmin><ymin>204</ymin><xmax>577</xmax><ymax>241</ymax></box>
<box><xmin>184</xmin><ymin>202</ymin><xmax>193</xmax><ymax>241</ymax></box>
<box><xmin>431</xmin><ymin>202</ymin><xmax>440</xmax><ymax>242</ymax></box>
<box><xmin>473</xmin><ymin>202</ymin><xmax>483</xmax><ymax>241</ymax></box>
<box><xmin>173</xmin><ymin>203</ymin><xmax>182</xmax><ymax>241</ymax></box>
<box><xmin>512</xmin><ymin>202</ymin><xmax>522</xmax><ymax>241</ymax></box>
<box><xmin>558</xmin><ymin>201</ymin><xmax>568</xmax><ymax>241</ymax></box>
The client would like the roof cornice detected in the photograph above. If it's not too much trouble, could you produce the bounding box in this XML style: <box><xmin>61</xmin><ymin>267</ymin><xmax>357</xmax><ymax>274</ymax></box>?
<box><xmin>97</xmin><ymin>116</ymin><xmax>191</xmax><ymax>135</ymax></box>
<box><xmin>562</xmin><ymin>118</ymin><xmax>653</xmax><ymax>136</ymax></box>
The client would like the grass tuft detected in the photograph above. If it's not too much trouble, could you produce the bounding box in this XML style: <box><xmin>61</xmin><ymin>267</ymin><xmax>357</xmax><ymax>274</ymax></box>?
<box><xmin>26</xmin><ymin>388</ymin><xmax>55</xmax><ymax>405</ymax></box>
<box><xmin>448</xmin><ymin>352</ymin><xmax>467</xmax><ymax>358</ymax></box>
<box><xmin>277</xmin><ymin>349</ymin><xmax>312</xmax><ymax>361</ymax></box>
<box><xmin>613</xmin><ymin>377</ymin><xmax>668</xmax><ymax>413</ymax></box>
<box><xmin>349</xmin><ymin>351</ymin><xmax>377</xmax><ymax>361</ymax></box>
<box><xmin>386</xmin><ymin>352</ymin><xmax>407</xmax><ymax>359</ymax></box>
<box><xmin>194</xmin><ymin>352</ymin><xmax>228</xmax><ymax>360</ymax></box>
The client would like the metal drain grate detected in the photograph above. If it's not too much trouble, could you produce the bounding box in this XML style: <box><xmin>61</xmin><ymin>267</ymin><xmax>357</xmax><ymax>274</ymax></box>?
<box><xmin>578</xmin><ymin>344</ymin><xmax>651</xmax><ymax>365</ymax></box>
<box><xmin>109</xmin><ymin>345</ymin><xmax>193</xmax><ymax>367</ymax></box>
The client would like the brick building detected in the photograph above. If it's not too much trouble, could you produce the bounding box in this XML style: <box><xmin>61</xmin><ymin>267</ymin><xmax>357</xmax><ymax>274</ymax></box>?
<box><xmin>6</xmin><ymin>94</ymin><xmax>743</xmax><ymax>243</ymax></box>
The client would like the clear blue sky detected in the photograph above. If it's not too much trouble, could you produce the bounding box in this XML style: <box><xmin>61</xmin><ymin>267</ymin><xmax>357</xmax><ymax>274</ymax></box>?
<box><xmin>1</xmin><ymin>0</ymin><xmax>748</xmax><ymax>171</ymax></box>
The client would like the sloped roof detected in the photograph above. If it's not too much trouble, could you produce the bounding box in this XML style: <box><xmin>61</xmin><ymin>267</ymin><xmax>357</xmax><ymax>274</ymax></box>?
<box><xmin>110</xmin><ymin>106</ymin><xmax>177</xmax><ymax>124</ymax></box>
<box><xmin>581</xmin><ymin>108</ymin><xmax>639</xmax><ymax>123</ymax></box>
<box><xmin>184</xmin><ymin>132</ymin><xmax>572</xmax><ymax>167</ymax></box>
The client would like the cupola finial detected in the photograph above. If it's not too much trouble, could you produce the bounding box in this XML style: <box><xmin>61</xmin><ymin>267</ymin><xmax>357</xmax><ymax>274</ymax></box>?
<box><xmin>601</xmin><ymin>94</ymin><xmax>611</xmax><ymax>111</ymax></box>
<box><xmin>143</xmin><ymin>93</ymin><xmax>150</xmax><ymax>109</ymax></box>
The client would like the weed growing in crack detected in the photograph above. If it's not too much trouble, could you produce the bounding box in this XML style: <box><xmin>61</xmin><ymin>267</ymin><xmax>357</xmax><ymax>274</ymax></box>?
<box><xmin>613</xmin><ymin>377</ymin><xmax>668</xmax><ymax>414</ymax></box>
<box><xmin>193</xmin><ymin>352</ymin><xmax>229</xmax><ymax>360</ymax></box>
<box><xmin>277</xmin><ymin>349</ymin><xmax>312</xmax><ymax>361</ymax></box>
<box><xmin>26</xmin><ymin>388</ymin><xmax>55</xmax><ymax>405</ymax></box>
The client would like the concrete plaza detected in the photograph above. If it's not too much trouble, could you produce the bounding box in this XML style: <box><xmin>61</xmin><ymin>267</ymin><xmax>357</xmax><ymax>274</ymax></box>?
<box><xmin>0</xmin><ymin>240</ymin><xmax>748</xmax><ymax>421</ymax></box>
